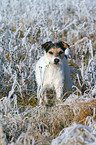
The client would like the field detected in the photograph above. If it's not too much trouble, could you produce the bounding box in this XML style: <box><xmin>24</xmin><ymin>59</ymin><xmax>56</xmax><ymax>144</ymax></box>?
<box><xmin>0</xmin><ymin>0</ymin><xmax>96</xmax><ymax>144</ymax></box>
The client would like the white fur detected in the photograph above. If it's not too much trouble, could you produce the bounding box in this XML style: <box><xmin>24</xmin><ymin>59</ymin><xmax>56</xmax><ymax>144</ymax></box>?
<box><xmin>35</xmin><ymin>52</ymin><xmax>72</xmax><ymax>104</ymax></box>
<box><xmin>65</xmin><ymin>47</ymin><xmax>70</xmax><ymax>58</ymax></box>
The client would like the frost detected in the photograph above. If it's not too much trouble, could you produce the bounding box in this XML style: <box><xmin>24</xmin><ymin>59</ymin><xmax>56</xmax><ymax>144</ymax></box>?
<box><xmin>0</xmin><ymin>0</ymin><xmax>96</xmax><ymax>144</ymax></box>
<box><xmin>51</xmin><ymin>123</ymin><xmax>96</xmax><ymax>145</ymax></box>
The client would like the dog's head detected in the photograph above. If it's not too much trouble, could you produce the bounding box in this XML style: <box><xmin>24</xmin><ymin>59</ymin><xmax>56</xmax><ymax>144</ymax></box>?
<box><xmin>42</xmin><ymin>41</ymin><xmax>70</xmax><ymax>65</ymax></box>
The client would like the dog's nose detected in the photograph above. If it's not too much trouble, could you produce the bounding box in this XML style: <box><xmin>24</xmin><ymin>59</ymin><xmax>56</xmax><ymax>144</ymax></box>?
<box><xmin>54</xmin><ymin>58</ymin><xmax>59</xmax><ymax>64</ymax></box>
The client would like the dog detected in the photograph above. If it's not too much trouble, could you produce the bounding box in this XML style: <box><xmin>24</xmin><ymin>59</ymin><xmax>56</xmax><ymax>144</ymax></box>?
<box><xmin>35</xmin><ymin>41</ymin><xmax>72</xmax><ymax>105</ymax></box>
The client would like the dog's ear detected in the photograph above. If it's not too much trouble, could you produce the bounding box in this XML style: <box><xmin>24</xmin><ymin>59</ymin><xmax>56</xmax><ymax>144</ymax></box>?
<box><xmin>56</xmin><ymin>41</ymin><xmax>70</xmax><ymax>59</ymax></box>
<box><xmin>56</xmin><ymin>41</ymin><xmax>70</xmax><ymax>51</ymax></box>
<box><xmin>41</xmin><ymin>41</ymin><xmax>53</xmax><ymax>52</ymax></box>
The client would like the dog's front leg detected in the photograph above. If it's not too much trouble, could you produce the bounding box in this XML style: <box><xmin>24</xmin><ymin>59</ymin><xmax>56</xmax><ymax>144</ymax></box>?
<box><xmin>55</xmin><ymin>86</ymin><xmax>63</xmax><ymax>101</ymax></box>
<box><xmin>39</xmin><ymin>92</ymin><xmax>48</xmax><ymax>105</ymax></box>
<box><xmin>38</xmin><ymin>87</ymin><xmax>48</xmax><ymax>105</ymax></box>
<box><xmin>37</xmin><ymin>86</ymin><xmax>42</xmax><ymax>105</ymax></box>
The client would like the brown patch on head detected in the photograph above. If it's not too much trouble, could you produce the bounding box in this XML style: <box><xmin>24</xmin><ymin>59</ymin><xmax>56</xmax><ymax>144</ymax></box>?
<box><xmin>56</xmin><ymin>41</ymin><xmax>70</xmax><ymax>51</ymax></box>
<box><xmin>42</xmin><ymin>41</ymin><xmax>70</xmax><ymax>53</ymax></box>
<box><xmin>46</xmin><ymin>46</ymin><xmax>64</xmax><ymax>59</ymax></box>
<box><xmin>42</xmin><ymin>41</ymin><xmax>53</xmax><ymax>52</ymax></box>
<box><xmin>63</xmin><ymin>42</ymin><xmax>69</xmax><ymax>48</ymax></box>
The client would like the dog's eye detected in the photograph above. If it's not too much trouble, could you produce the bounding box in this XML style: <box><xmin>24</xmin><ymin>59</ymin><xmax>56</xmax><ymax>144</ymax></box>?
<box><xmin>49</xmin><ymin>51</ymin><xmax>53</xmax><ymax>55</ymax></box>
<box><xmin>59</xmin><ymin>51</ymin><xmax>63</xmax><ymax>55</ymax></box>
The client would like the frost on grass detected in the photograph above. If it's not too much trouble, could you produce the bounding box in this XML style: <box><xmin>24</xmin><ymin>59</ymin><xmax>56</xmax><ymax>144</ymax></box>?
<box><xmin>51</xmin><ymin>123</ymin><xmax>96</xmax><ymax>145</ymax></box>
<box><xmin>0</xmin><ymin>95</ymin><xmax>95</xmax><ymax>144</ymax></box>
<box><xmin>0</xmin><ymin>0</ymin><xmax>96</xmax><ymax>144</ymax></box>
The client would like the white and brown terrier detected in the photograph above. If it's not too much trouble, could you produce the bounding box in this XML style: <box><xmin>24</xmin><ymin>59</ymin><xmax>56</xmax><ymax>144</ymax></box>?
<box><xmin>35</xmin><ymin>41</ymin><xmax>72</xmax><ymax>105</ymax></box>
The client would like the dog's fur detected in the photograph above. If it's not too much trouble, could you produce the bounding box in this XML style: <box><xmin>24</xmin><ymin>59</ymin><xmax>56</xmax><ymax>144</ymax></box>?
<box><xmin>35</xmin><ymin>41</ymin><xmax>72</xmax><ymax>105</ymax></box>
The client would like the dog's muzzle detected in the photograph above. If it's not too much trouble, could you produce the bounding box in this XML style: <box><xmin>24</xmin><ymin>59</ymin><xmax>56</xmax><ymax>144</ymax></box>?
<box><xmin>54</xmin><ymin>58</ymin><xmax>60</xmax><ymax>64</ymax></box>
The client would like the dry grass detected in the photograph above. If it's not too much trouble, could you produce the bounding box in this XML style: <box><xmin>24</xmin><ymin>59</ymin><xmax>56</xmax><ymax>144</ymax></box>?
<box><xmin>74</xmin><ymin>99</ymin><xmax>96</xmax><ymax>125</ymax></box>
<box><xmin>0</xmin><ymin>0</ymin><xmax>96</xmax><ymax>144</ymax></box>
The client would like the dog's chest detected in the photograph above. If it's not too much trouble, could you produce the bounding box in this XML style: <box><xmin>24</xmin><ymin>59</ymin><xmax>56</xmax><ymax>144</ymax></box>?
<box><xmin>42</xmin><ymin>64</ymin><xmax>64</xmax><ymax>88</ymax></box>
